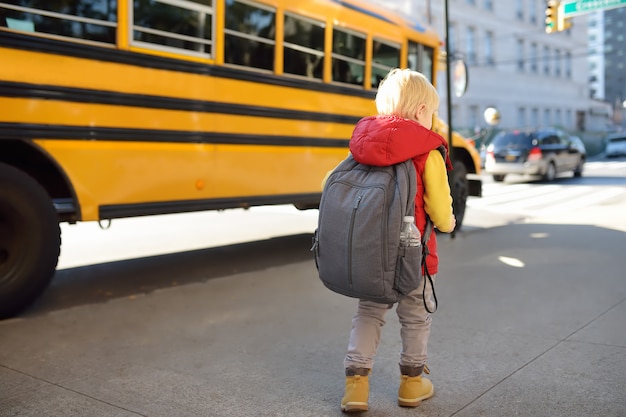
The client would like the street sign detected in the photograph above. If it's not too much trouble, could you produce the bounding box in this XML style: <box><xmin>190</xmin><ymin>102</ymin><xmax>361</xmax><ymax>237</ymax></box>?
<box><xmin>562</xmin><ymin>0</ymin><xmax>626</xmax><ymax>17</ymax></box>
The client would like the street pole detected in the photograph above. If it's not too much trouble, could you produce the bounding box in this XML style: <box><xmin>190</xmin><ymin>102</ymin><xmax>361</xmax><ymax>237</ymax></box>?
<box><xmin>444</xmin><ymin>0</ymin><xmax>456</xmax><ymax>238</ymax></box>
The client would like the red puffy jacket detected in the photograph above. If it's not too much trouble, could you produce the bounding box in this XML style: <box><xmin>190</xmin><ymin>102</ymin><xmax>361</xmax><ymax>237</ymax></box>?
<box><xmin>349</xmin><ymin>115</ymin><xmax>452</xmax><ymax>274</ymax></box>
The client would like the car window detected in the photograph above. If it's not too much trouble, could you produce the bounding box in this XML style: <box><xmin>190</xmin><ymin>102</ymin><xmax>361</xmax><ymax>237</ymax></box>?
<box><xmin>493</xmin><ymin>132</ymin><xmax>532</xmax><ymax>148</ymax></box>
<box><xmin>539</xmin><ymin>134</ymin><xmax>559</xmax><ymax>145</ymax></box>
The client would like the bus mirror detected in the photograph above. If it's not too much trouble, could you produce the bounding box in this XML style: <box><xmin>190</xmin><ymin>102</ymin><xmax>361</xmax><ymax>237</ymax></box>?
<box><xmin>452</xmin><ymin>58</ymin><xmax>468</xmax><ymax>98</ymax></box>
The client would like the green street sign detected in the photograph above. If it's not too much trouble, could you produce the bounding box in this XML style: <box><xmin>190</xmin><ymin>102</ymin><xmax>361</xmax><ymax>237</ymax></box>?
<box><xmin>562</xmin><ymin>0</ymin><xmax>626</xmax><ymax>17</ymax></box>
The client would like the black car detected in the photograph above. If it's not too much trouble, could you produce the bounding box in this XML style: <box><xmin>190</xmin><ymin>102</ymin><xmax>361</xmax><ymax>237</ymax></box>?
<box><xmin>484</xmin><ymin>128</ymin><xmax>585</xmax><ymax>182</ymax></box>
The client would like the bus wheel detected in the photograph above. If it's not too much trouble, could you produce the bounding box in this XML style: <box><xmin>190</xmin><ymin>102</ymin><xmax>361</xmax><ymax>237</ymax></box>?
<box><xmin>451</xmin><ymin>160</ymin><xmax>468</xmax><ymax>232</ymax></box>
<box><xmin>0</xmin><ymin>163</ymin><xmax>60</xmax><ymax>319</ymax></box>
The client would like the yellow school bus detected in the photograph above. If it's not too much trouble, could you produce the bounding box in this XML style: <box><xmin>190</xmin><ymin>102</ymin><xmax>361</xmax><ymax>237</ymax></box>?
<box><xmin>0</xmin><ymin>0</ymin><xmax>482</xmax><ymax>318</ymax></box>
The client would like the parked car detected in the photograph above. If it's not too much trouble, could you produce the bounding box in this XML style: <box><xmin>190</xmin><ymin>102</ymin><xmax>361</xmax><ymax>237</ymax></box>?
<box><xmin>604</xmin><ymin>133</ymin><xmax>626</xmax><ymax>157</ymax></box>
<box><xmin>484</xmin><ymin>128</ymin><xmax>585</xmax><ymax>182</ymax></box>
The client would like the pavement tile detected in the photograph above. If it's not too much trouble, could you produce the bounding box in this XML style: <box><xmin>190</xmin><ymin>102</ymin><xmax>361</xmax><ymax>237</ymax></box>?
<box><xmin>0</xmin><ymin>367</ymin><xmax>137</xmax><ymax>417</ymax></box>
<box><xmin>567</xmin><ymin>299</ymin><xmax>626</xmax><ymax>348</ymax></box>
<box><xmin>449</xmin><ymin>341</ymin><xmax>626</xmax><ymax>417</ymax></box>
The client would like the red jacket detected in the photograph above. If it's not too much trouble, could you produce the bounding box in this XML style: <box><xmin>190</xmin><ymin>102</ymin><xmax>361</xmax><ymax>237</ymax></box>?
<box><xmin>349</xmin><ymin>115</ymin><xmax>452</xmax><ymax>274</ymax></box>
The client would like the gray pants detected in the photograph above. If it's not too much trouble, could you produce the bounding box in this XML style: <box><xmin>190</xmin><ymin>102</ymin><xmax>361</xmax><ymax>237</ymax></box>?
<box><xmin>344</xmin><ymin>275</ymin><xmax>436</xmax><ymax>370</ymax></box>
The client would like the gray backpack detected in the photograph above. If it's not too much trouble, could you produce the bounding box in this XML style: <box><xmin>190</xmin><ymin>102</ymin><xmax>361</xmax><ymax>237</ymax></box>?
<box><xmin>312</xmin><ymin>154</ymin><xmax>435</xmax><ymax>307</ymax></box>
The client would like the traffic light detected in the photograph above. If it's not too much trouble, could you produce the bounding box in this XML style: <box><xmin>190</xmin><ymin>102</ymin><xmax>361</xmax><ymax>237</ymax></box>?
<box><xmin>557</xmin><ymin>15</ymin><xmax>573</xmax><ymax>31</ymax></box>
<box><xmin>545</xmin><ymin>1</ymin><xmax>559</xmax><ymax>34</ymax></box>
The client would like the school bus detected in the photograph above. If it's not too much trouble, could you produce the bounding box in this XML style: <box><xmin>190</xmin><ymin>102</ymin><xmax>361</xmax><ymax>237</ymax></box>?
<box><xmin>0</xmin><ymin>0</ymin><xmax>482</xmax><ymax>318</ymax></box>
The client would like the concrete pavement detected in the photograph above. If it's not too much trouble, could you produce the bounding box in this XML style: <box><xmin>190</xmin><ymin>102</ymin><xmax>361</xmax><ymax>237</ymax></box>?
<box><xmin>1</xmin><ymin>219</ymin><xmax>625</xmax><ymax>416</ymax></box>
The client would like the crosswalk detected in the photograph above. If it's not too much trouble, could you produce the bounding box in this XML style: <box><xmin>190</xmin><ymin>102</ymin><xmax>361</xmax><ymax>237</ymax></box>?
<box><xmin>468</xmin><ymin>160</ymin><xmax>626</xmax><ymax>217</ymax></box>
<box><xmin>584</xmin><ymin>160</ymin><xmax>626</xmax><ymax>172</ymax></box>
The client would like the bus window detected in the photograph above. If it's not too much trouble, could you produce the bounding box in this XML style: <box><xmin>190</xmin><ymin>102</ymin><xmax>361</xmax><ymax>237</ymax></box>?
<box><xmin>224</xmin><ymin>0</ymin><xmax>275</xmax><ymax>71</ymax></box>
<box><xmin>132</xmin><ymin>0</ymin><xmax>213</xmax><ymax>57</ymax></box>
<box><xmin>331</xmin><ymin>27</ymin><xmax>365</xmax><ymax>86</ymax></box>
<box><xmin>283</xmin><ymin>12</ymin><xmax>324</xmax><ymax>80</ymax></box>
<box><xmin>408</xmin><ymin>40</ymin><xmax>434</xmax><ymax>82</ymax></box>
<box><xmin>371</xmin><ymin>39</ymin><xmax>400</xmax><ymax>88</ymax></box>
<box><xmin>0</xmin><ymin>0</ymin><xmax>117</xmax><ymax>44</ymax></box>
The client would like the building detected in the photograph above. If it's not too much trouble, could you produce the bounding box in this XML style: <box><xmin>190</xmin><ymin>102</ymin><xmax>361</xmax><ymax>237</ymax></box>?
<box><xmin>370</xmin><ymin>0</ymin><xmax>612</xmax><ymax>134</ymax></box>
<box><xmin>598</xmin><ymin>7</ymin><xmax>626</xmax><ymax>129</ymax></box>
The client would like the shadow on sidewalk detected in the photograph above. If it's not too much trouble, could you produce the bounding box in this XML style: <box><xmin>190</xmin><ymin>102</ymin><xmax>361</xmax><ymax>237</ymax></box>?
<box><xmin>23</xmin><ymin>233</ymin><xmax>314</xmax><ymax>318</ymax></box>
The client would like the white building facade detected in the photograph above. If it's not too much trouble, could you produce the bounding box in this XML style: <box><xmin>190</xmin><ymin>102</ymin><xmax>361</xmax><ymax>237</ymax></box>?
<box><xmin>588</xmin><ymin>11</ymin><xmax>605</xmax><ymax>101</ymax></box>
<box><xmin>371</xmin><ymin>0</ymin><xmax>611</xmax><ymax>133</ymax></box>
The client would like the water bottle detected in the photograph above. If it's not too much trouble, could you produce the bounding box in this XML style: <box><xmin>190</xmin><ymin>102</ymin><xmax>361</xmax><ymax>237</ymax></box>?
<box><xmin>399</xmin><ymin>216</ymin><xmax>421</xmax><ymax>247</ymax></box>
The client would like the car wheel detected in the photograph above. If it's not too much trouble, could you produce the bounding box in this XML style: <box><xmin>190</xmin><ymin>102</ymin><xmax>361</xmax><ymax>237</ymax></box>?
<box><xmin>542</xmin><ymin>162</ymin><xmax>556</xmax><ymax>181</ymax></box>
<box><xmin>492</xmin><ymin>174</ymin><xmax>506</xmax><ymax>182</ymax></box>
<box><xmin>0</xmin><ymin>163</ymin><xmax>60</xmax><ymax>319</ymax></box>
<box><xmin>573</xmin><ymin>158</ymin><xmax>584</xmax><ymax>177</ymax></box>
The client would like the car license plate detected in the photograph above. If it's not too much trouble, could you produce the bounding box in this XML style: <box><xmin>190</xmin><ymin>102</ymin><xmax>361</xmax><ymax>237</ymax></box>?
<box><xmin>505</xmin><ymin>154</ymin><xmax>516</xmax><ymax>161</ymax></box>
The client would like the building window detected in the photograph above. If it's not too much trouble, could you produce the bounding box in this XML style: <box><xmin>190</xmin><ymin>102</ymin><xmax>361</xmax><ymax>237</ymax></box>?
<box><xmin>283</xmin><ymin>12</ymin><xmax>325</xmax><ymax>79</ymax></box>
<box><xmin>484</xmin><ymin>0</ymin><xmax>493</xmax><ymax>11</ymax></box>
<box><xmin>530</xmin><ymin>42</ymin><xmax>538</xmax><ymax>73</ymax></box>
<box><xmin>450</xmin><ymin>104</ymin><xmax>463</xmax><ymax>126</ymax></box>
<box><xmin>543</xmin><ymin>46</ymin><xmax>550</xmax><ymax>75</ymax></box>
<box><xmin>554</xmin><ymin>49</ymin><xmax>561</xmax><ymax>77</ymax></box>
<box><xmin>566</xmin><ymin>109</ymin><xmax>572</xmax><ymax>127</ymax></box>
<box><xmin>448</xmin><ymin>23</ymin><xmax>456</xmax><ymax>54</ymax></box>
<box><xmin>576</xmin><ymin>110</ymin><xmax>585</xmax><ymax>131</ymax></box>
<box><xmin>555</xmin><ymin>109</ymin><xmax>562</xmax><ymax>126</ymax></box>
<box><xmin>224</xmin><ymin>0</ymin><xmax>275</xmax><ymax>70</ymax></box>
<box><xmin>485</xmin><ymin>31</ymin><xmax>494</xmax><ymax>66</ymax></box>
<box><xmin>531</xmin><ymin>108</ymin><xmax>539</xmax><ymax>126</ymax></box>
<box><xmin>517</xmin><ymin>107</ymin><xmax>526</xmax><ymax>128</ymax></box>
<box><xmin>515</xmin><ymin>0</ymin><xmax>523</xmax><ymax>20</ymax></box>
<box><xmin>466</xmin><ymin>27</ymin><xmax>476</xmax><ymax>65</ymax></box>
<box><xmin>565</xmin><ymin>51</ymin><xmax>572</xmax><ymax>78</ymax></box>
<box><xmin>517</xmin><ymin>38</ymin><xmax>524</xmax><ymax>71</ymax></box>
<box><xmin>544</xmin><ymin>109</ymin><xmax>551</xmax><ymax>126</ymax></box>
<box><xmin>529</xmin><ymin>0</ymin><xmax>537</xmax><ymax>24</ymax></box>
<box><xmin>469</xmin><ymin>105</ymin><xmax>479</xmax><ymax>128</ymax></box>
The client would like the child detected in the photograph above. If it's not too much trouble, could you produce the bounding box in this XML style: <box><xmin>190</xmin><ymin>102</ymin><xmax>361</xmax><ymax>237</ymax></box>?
<box><xmin>340</xmin><ymin>68</ymin><xmax>456</xmax><ymax>412</ymax></box>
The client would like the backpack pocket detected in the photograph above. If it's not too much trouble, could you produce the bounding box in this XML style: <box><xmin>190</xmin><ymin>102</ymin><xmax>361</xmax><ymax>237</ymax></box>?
<box><xmin>394</xmin><ymin>246</ymin><xmax>423</xmax><ymax>296</ymax></box>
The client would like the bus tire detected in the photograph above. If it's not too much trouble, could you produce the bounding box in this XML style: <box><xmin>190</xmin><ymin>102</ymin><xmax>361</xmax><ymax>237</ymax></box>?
<box><xmin>0</xmin><ymin>163</ymin><xmax>60</xmax><ymax>319</ymax></box>
<box><xmin>451</xmin><ymin>159</ymin><xmax>468</xmax><ymax>232</ymax></box>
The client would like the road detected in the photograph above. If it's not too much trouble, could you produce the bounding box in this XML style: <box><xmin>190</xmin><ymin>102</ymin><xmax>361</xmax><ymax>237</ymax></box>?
<box><xmin>1</xmin><ymin>158</ymin><xmax>625</xmax><ymax>416</ymax></box>
<box><xmin>466</xmin><ymin>158</ymin><xmax>626</xmax><ymax>234</ymax></box>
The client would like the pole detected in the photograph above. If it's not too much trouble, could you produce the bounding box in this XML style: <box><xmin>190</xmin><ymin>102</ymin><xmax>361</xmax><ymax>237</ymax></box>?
<box><xmin>444</xmin><ymin>0</ymin><xmax>456</xmax><ymax>239</ymax></box>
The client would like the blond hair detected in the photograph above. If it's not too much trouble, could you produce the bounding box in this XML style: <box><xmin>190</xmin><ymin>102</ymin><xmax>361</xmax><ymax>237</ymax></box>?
<box><xmin>375</xmin><ymin>68</ymin><xmax>439</xmax><ymax>121</ymax></box>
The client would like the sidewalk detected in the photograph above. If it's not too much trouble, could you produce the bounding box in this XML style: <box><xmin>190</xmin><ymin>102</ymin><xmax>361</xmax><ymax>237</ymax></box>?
<box><xmin>1</xmin><ymin>220</ymin><xmax>625</xmax><ymax>416</ymax></box>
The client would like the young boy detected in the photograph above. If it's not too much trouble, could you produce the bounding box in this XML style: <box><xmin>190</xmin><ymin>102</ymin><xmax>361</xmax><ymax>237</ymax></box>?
<box><xmin>340</xmin><ymin>68</ymin><xmax>456</xmax><ymax>412</ymax></box>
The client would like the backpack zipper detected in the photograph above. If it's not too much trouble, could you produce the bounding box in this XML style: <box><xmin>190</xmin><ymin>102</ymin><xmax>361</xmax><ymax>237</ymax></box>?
<box><xmin>347</xmin><ymin>193</ymin><xmax>363</xmax><ymax>288</ymax></box>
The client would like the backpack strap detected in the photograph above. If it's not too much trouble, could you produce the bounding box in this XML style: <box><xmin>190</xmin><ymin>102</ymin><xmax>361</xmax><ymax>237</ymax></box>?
<box><xmin>396</xmin><ymin>159</ymin><xmax>417</xmax><ymax>218</ymax></box>
<box><xmin>420</xmin><ymin>142</ymin><xmax>446</xmax><ymax>313</ymax></box>
<box><xmin>421</xmin><ymin>216</ymin><xmax>437</xmax><ymax>313</ymax></box>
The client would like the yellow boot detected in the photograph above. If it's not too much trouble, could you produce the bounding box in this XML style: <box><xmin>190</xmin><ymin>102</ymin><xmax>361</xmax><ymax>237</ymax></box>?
<box><xmin>398</xmin><ymin>365</ymin><xmax>434</xmax><ymax>407</ymax></box>
<box><xmin>341</xmin><ymin>368</ymin><xmax>370</xmax><ymax>412</ymax></box>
